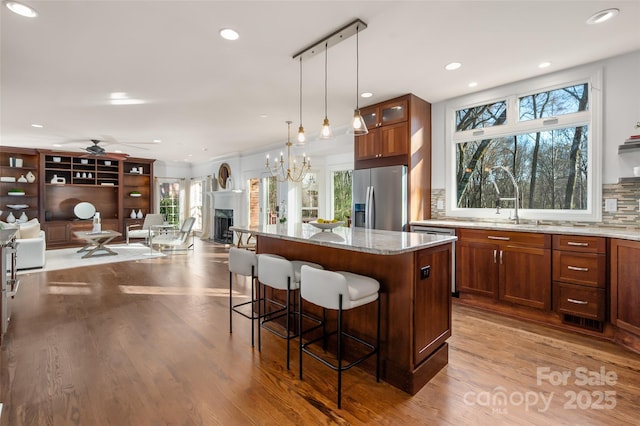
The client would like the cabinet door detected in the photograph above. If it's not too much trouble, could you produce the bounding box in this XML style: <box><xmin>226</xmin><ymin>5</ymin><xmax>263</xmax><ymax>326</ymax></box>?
<box><xmin>380</xmin><ymin>122</ymin><xmax>408</xmax><ymax>158</ymax></box>
<box><xmin>360</xmin><ymin>105</ymin><xmax>379</xmax><ymax>129</ymax></box>
<box><xmin>380</xmin><ymin>98</ymin><xmax>408</xmax><ymax>126</ymax></box>
<box><xmin>354</xmin><ymin>129</ymin><xmax>381</xmax><ymax>160</ymax></box>
<box><xmin>457</xmin><ymin>241</ymin><xmax>499</xmax><ymax>297</ymax></box>
<box><xmin>414</xmin><ymin>245</ymin><xmax>452</xmax><ymax>365</ymax></box>
<box><xmin>44</xmin><ymin>222</ymin><xmax>70</xmax><ymax>244</ymax></box>
<box><xmin>499</xmin><ymin>245</ymin><xmax>551</xmax><ymax>310</ymax></box>
<box><xmin>611</xmin><ymin>239</ymin><xmax>640</xmax><ymax>334</ymax></box>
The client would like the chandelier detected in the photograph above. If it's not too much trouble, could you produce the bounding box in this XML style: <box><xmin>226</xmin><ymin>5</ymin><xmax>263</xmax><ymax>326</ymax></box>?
<box><xmin>266</xmin><ymin>121</ymin><xmax>311</xmax><ymax>183</ymax></box>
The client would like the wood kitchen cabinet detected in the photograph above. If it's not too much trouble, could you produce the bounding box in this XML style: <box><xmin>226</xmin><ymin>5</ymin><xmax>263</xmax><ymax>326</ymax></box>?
<box><xmin>456</xmin><ymin>229</ymin><xmax>551</xmax><ymax>310</ymax></box>
<box><xmin>356</xmin><ymin>98</ymin><xmax>409</xmax><ymax>161</ymax></box>
<box><xmin>354</xmin><ymin>122</ymin><xmax>407</xmax><ymax>160</ymax></box>
<box><xmin>610</xmin><ymin>238</ymin><xmax>640</xmax><ymax>351</ymax></box>
<box><xmin>354</xmin><ymin>93</ymin><xmax>432</xmax><ymax>224</ymax></box>
<box><xmin>414</xmin><ymin>244</ymin><xmax>452</xmax><ymax>366</ymax></box>
<box><xmin>552</xmin><ymin>235</ymin><xmax>606</xmax><ymax>330</ymax></box>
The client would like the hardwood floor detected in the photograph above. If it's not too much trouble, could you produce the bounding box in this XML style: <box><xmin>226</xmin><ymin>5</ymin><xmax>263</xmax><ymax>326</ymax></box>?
<box><xmin>2</xmin><ymin>240</ymin><xmax>639</xmax><ymax>425</ymax></box>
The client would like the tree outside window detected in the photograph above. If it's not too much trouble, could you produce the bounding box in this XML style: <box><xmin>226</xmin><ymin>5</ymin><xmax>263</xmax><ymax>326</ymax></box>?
<box><xmin>455</xmin><ymin>82</ymin><xmax>590</xmax><ymax>212</ymax></box>
<box><xmin>332</xmin><ymin>170</ymin><xmax>352</xmax><ymax>222</ymax></box>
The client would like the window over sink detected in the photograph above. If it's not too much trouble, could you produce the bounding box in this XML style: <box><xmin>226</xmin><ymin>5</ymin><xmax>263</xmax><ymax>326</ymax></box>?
<box><xmin>447</xmin><ymin>68</ymin><xmax>602</xmax><ymax>222</ymax></box>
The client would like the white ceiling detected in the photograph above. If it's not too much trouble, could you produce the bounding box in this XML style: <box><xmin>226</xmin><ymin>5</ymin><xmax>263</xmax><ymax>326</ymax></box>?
<box><xmin>2</xmin><ymin>1</ymin><xmax>639</xmax><ymax>163</ymax></box>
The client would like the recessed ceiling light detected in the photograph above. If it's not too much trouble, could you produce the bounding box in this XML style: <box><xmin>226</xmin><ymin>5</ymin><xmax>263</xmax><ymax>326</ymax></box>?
<box><xmin>52</xmin><ymin>143</ymin><xmax>62</xmax><ymax>147</ymax></box>
<box><xmin>445</xmin><ymin>62</ymin><xmax>462</xmax><ymax>71</ymax></box>
<box><xmin>220</xmin><ymin>28</ymin><xmax>239</xmax><ymax>41</ymax></box>
<box><xmin>114</xmin><ymin>150</ymin><xmax>123</xmax><ymax>153</ymax></box>
<box><xmin>31</xmin><ymin>123</ymin><xmax>43</xmax><ymax>128</ymax></box>
<box><xmin>4</xmin><ymin>1</ymin><xmax>38</xmax><ymax>18</ymax></box>
<box><xmin>587</xmin><ymin>8</ymin><xmax>619</xmax><ymax>25</ymax></box>
<box><xmin>110</xmin><ymin>98</ymin><xmax>145</xmax><ymax>105</ymax></box>
<box><xmin>538</xmin><ymin>61</ymin><xmax>551</xmax><ymax>69</ymax></box>
<box><xmin>468</xmin><ymin>82</ymin><xmax>478</xmax><ymax>88</ymax></box>
<box><xmin>259</xmin><ymin>114</ymin><xmax>268</xmax><ymax>119</ymax></box>
<box><xmin>361</xmin><ymin>92</ymin><xmax>373</xmax><ymax>98</ymax></box>
<box><xmin>153</xmin><ymin>139</ymin><xmax>162</xmax><ymax>143</ymax></box>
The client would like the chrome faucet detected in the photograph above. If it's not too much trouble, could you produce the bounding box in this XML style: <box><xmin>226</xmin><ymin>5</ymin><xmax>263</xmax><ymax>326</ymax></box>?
<box><xmin>487</xmin><ymin>165</ymin><xmax>520</xmax><ymax>224</ymax></box>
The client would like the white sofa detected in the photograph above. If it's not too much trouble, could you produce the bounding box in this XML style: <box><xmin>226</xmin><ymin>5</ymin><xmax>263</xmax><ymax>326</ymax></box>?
<box><xmin>2</xmin><ymin>219</ymin><xmax>46</xmax><ymax>270</ymax></box>
<box><xmin>15</xmin><ymin>230</ymin><xmax>46</xmax><ymax>270</ymax></box>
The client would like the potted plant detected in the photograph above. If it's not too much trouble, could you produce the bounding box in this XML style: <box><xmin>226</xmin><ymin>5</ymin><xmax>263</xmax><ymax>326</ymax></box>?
<box><xmin>129</xmin><ymin>190</ymin><xmax>142</xmax><ymax>197</ymax></box>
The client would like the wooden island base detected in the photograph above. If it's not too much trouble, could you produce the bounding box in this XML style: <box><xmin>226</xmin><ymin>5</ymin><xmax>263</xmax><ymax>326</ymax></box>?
<box><xmin>257</xmin><ymin>235</ymin><xmax>452</xmax><ymax>394</ymax></box>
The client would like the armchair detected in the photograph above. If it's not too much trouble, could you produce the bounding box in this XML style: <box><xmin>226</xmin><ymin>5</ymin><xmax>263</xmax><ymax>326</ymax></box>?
<box><xmin>150</xmin><ymin>217</ymin><xmax>196</xmax><ymax>252</ymax></box>
<box><xmin>126</xmin><ymin>214</ymin><xmax>164</xmax><ymax>245</ymax></box>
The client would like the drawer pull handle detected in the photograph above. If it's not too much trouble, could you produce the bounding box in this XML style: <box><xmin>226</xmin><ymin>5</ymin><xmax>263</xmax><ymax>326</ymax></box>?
<box><xmin>567</xmin><ymin>298</ymin><xmax>589</xmax><ymax>305</ymax></box>
<box><xmin>567</xmin><ymin>266</ymin><xmax>589</xmax><ymax>272</ymax></box>
<box><xmin>493</xmin><ymin>249</ymin><xmax>497</xmax><ymax>264</ymax></box>
<box><xmin>567</xmin><ymin>242</ymin><xmax>589</xmax><ymax>247</ymax></box>
<box><xmin>488</xmin><ymin>236</ymin><xmax>510</xmax><ymax>241</ymax></box>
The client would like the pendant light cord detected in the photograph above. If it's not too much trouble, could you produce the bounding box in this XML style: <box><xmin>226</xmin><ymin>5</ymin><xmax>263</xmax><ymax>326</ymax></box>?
<box><xmin>299</xmin><ymin>57</ymin><xmax>303</xmax><ymax>127</ymax></box>
<box><xmin>324</xmin><ymin>42</ymin><xmax>328</xmax><ymax>117</ymax></box>
<box><xmin>356</xmin><ymin>24</ymin><xmax>360</xmax><ymax>109</ymax></box>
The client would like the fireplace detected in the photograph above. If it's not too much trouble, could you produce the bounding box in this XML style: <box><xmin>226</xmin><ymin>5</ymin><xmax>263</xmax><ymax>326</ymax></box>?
<box><xmin>214</xmin><ymin>209</ymin><xmax>234</xmax><ymax>243</ymax></box>
<box><xmin>207</xmin><ymin>190</ymin><xmax>244</xmax><ymax>244</ymax></box>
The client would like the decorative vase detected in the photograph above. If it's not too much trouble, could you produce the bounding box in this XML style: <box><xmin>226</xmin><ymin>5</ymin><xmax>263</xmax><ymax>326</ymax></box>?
<box><xmin>130</xmin><ymin>209</ymin><xmax>137</xmax><ymax>219</ymax></box>
<box><xmin>18</xmin><ymin>212</ymin><xmax>28</xmax><ymax>222</ymax></box>
<box><xmin>17</xmin><ymin>174</ymin><xmax>27</xmax><ymax>183</ymax></box>
<box><xmin>137</xmin><ymin>209</ymin><xmax>143</xmax><ymax>219</ymax></box>
<box><xmin>6</xmin><ymin>212</ymin><xmax>16</xmax><ymax>223</ymax></box>
<box><xmin>26</xmin><ymin>171</ymin><xmax>36</xmax><ymax>183</ymax></box>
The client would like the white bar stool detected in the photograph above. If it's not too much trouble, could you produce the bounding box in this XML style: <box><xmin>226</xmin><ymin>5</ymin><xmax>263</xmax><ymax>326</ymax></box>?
<box><xmin>257</xmin><ymin>254</ymin><xmax>323</xmax><ymax>370</ymax></box>
<box><xmin>228</xmin><ymin>247</ymin><xmax>261</xmax><ymax>347</ymax></box>
<box><xmin>298</xmin><ymin>265</ymin><xmax>381</xmax><ymax>409</ymax></box>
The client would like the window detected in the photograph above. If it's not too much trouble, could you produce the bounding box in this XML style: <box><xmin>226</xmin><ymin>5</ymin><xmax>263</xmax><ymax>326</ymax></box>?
<box><xmin>189</xmin><ymin>178</ymin><xmax>204</xmax><ymax>231</ymax></box>
<box><xmin>448</xmin><ymin>69</ymin><xmax>601</xmax><ymax>222</ymax></box>
<box><xmin>301</xmin><ymin>172</ymin><xmax>318</xmax><ymax>222</ymax></box>
<box><xmin>332</xmin><ymin>170</ymin><xmax>352</xmax><ymax>222</ymax></box>
<box><xmin>157</xmin><ymin>178</ymin><xmax>184</xmax><ymax>226</ymax></box>
<box><xmin>264</xmin><ymin>176</ymin><xmax>278</xmax><ymax>224</ymax></box>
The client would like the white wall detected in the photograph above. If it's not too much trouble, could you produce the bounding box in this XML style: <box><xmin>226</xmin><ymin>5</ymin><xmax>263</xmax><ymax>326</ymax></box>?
<box><xmin>431</xmin><ymin>50</ymin><xmax>640</xmax><ymax>188</ymax></box>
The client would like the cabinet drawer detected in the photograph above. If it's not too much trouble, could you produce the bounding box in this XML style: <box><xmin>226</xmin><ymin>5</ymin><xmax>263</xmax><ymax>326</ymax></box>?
<box><xmin>457</xmin><ymin>228</ymin><xmax>550</xmax><ymax>248</ymax></box>
<box><xmin>553</xmin><ymin>251</ymin><xmax>605</xmax><ymax>287</ymax></box>
<box><xmin>553</xmin><ymin>235</ymin><xmax>605</xmax><ymax>254</ymax></box>
<box><xmin>555</xmin><ymin>283</ymin><xmax>605</xmax><ymax>320</ymax></box>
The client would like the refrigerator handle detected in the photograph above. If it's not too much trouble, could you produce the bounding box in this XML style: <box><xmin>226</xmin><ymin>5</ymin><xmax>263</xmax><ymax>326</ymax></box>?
<box><xmin>364</xmin><ymin>186</ymin><xmax>370</xmax><ymax>229</ymax></box>
<box><xmin>367</xmin><ymin>186</ymin><xmax>375</xmax><ymax>229</ymax></box>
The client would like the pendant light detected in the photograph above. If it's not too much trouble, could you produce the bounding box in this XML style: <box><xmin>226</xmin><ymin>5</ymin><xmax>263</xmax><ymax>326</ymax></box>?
<box><xmin>297</xmin><ymin>57</ymin><xmax>306</xmax><ymax>144</ymax></box>
<box><xmin>352</xmin><ymin>23</ymin><xmax>368</xmax><ymax>136</ymax></box>
<box><xmin>319</xmin><ymin>42</ymin><xmax>334</xmax><ymax>140</ymax></box>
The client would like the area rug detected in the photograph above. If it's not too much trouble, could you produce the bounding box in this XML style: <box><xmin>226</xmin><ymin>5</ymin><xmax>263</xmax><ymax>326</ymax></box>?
<box><xmin>18</xmin><ymin>243</ymin><xmax>165</xmax><ymax>274</ymax></box>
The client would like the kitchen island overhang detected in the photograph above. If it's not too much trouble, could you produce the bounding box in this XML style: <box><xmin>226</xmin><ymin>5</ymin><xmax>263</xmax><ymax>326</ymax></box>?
<box><xmin>231</xmin><ymin>223</ymin><xmax>456</xmax><ymax>394</ymax></box>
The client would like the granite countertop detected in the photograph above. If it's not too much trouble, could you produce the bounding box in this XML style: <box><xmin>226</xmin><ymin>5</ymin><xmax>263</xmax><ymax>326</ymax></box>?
<box><xmin>230</xmin><ymin>223</ymin><xmax>456</xmax><ymax>255</ymax></box>
<box><xmin>410</xmin><ymin>219</ymin><xmax>640</xmax><ymax>242</ymax></box>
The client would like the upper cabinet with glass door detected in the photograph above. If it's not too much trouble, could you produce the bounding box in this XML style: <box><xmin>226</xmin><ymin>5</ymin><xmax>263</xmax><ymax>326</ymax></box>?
<box><xmin>360</xmin><ymin>98</ymin><xmax>408</xmax><ymax>129</ymax></box>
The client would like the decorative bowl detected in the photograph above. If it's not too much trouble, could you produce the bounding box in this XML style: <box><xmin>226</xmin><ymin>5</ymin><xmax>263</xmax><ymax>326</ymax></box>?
<box><xmin>309</xmin><ymin>220</ymin><xmax>344</xmax><ymax>231</ymax></box>
<box><xmin>129</xmin><ymin>192</ymin><xmax>142</xmax><ymax>197</ymax></box>
<box><xmin>8</xmin><ymin>191</ymin><xmax>25</xmax><ymax>196</ymax></box>
<box><xmin>7</xmin><ymin>204</ymin><xmax>29</xmax><ymax>209</ymax></box>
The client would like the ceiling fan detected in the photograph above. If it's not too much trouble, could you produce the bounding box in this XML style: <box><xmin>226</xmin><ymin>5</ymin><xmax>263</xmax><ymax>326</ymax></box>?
<box><xmin>81</xmin><ymin>139</ymin><xmax>130</xmax><ymax>160</ymax></box>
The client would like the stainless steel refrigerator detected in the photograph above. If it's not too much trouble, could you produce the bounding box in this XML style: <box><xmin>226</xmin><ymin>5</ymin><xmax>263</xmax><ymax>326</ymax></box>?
<box><xmin>352</xmin><ymin>165</ymin><xmax>407</xmax><ymax>231</ymax></box>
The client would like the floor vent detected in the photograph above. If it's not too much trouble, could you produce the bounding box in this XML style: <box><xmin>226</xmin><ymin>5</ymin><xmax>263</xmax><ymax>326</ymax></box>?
<box><xmin>562</xmin><ymin>314</ymin><xmax>603</xmax><ymax>332</ymax></box>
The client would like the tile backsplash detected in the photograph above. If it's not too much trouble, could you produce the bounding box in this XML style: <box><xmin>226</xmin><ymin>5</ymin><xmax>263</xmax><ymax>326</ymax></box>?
<box><xmin>431</xmin><ymin>182</ymin><xmax>640</xmax><ymax>229</ymax></box>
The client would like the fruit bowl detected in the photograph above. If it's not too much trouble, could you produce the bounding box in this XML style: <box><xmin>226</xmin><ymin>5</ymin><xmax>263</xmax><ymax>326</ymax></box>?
<box><xmin>309</xmin><ymin>220</ymin><xmax>344</xmax><ymax>231</ymax></box>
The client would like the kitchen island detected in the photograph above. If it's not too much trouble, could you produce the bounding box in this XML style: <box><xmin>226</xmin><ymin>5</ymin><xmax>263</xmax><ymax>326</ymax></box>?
<box><xmin>230</xmin><ymin>223</ymin><xmax>456</xmax><ymax>394</ymax></box>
